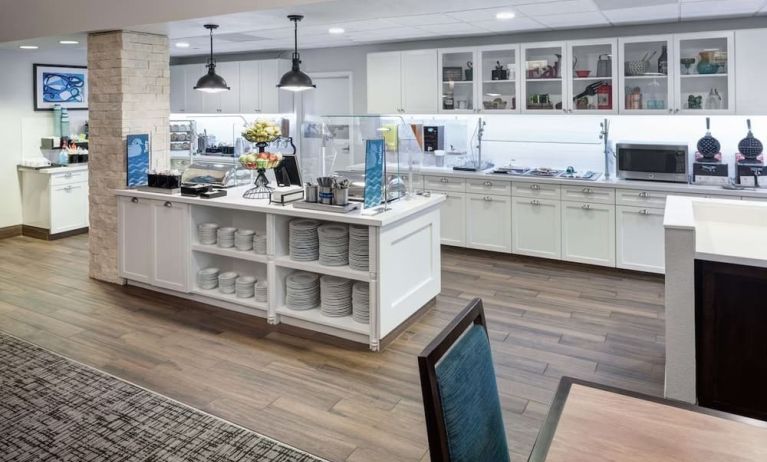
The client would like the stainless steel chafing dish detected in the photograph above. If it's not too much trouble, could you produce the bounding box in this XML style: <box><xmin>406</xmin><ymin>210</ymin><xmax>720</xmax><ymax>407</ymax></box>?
<box><xmin>181</xmin><ymin>161</ymin><xmax>245</xmax><ymax>188</ymax></box>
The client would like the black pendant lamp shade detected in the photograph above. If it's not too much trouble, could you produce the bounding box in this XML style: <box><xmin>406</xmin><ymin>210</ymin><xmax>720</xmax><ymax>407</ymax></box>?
<box><xmin>277</xmin><ymin>15</ymin><xmax>316</xmax><ymax>92</ymax></box>
<box><xmin>194</xmin><ymin>24</ymin><xmax>230</xmax><ymax>93</ymax></box>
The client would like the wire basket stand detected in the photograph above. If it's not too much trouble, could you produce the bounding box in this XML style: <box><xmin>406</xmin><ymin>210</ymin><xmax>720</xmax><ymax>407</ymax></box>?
<box><xmin>242</xmin><ymin>142</ymin><xmax>275</xmax><ymax>199</ymax></box>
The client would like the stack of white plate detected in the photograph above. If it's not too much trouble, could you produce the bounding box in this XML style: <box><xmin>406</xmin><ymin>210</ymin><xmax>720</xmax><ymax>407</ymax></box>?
<box><xmin>285</xmin><ymin>272</ymin><xmax>320</xmax><ymax>310</ymax></box>
<box><xmin>218</xmin><ymin>272</ymin><xmax>238</xmax><ymax>294</ymax></box>
<box><xmin>197</xmin><ymin>267</ymin><xmax>219</xmax><ymax>290</ymax></box>
<box><xmin>349</xmin><ymin>225</ymin><xmax>369</xmax><ymax>271</ymax></box>
<box><xmin>198</xmin><ymin>223</ymin><xmax>219</xmax><ymax>245</ymax></box>
<box><xmin>253</xmin><ymin>232</ymin><xmax>267</xmax><ymax>255</ymax></box>
<box><xmin>318</xmin><ymin>223</ymin><xmax>349</xmax><ymax>267</ymax></box>
<box><xmin>235</xmin><ymin>276</ymin><xmax>256</xmax><ymax>298</ymax></box>
<box><xmin>217</xmin><ymin>227</ymin><xmax>237</xmax><ymax>248</ymax></box>
<box><xmin>289</xmin><ymin>219</ymin><xmax>320</xmax><ymax>261</ymax></box>
<box><xmin>234</xmin><ymin>229</ymin><xmax>255</xmax><ymax>251</ymax></box>
<box><xmin>352</xmin><ymin>282</ymin><xmax>370</xmax><ymax>324</ymax></box>
<box><xmin>320</xmin><ymin>275</ymin><xmax>353</xmax><ymax>317</ymax></box>
<box><xmin>254</xmin><ymin>280</ymin><xmax>268</xmax><ymax>303</ymax></box>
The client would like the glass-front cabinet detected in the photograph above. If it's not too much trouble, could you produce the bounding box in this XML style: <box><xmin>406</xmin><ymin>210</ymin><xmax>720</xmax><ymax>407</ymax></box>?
<box><xmin>522</xmin><ymin>42</ymin><xmax>566</xmax><ymax>113</ymax></box>
<box><xmin>438</xmin><ymin>47</ymin><xmax>476</xmax><ymax>113</ymax></box>
<box><xmin>619</xmin><ymin>35</ymin><xmax>674</xmax><ymax>114</ymax></box>
<box><xmin>477</xmin><ymin>45</ymin><xmax>520</xmax><ymax>113</ymax></box>
<box><xmin>568</xmin><ymin>39</ymin><xmax>618</xmax><ymax>114</ymax></box>
<box><xmin>674</xmin><ymin>31</ymin><xmax>734</xmax><ymax>114</ymax></box>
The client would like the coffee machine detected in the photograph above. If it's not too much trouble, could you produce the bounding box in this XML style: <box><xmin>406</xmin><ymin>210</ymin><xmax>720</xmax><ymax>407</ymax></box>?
<box><xmin>422</xmin><ymin>126</ymin><xmax>444</xmax><ymax>152</ymax></box>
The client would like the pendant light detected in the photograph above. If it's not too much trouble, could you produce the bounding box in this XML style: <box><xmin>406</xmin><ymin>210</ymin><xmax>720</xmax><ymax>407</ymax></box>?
<box><xmin>277</xmin><ymin>15</ymin><xmax>316</xmax><ymax>92</ymax></box>
<box><xmin>194</xmin><ymin>24</ymin><xmax>230</xmax><ymax>93</ymax></box>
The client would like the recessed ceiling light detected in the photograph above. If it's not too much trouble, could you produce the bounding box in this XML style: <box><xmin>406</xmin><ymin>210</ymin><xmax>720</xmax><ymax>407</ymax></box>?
<box><xmin>175</xmin><ymin>42</ymin><xmax>191</xmax><ymax>48</ymax></box>
<box><xmin>328</xmin><ymin>27</ymin><xmax>345</xmax><ymax>34</ymax></box>
<box><xmin>496</xmin><ymin>11</ymin><xmax>516</xmax><ymax>20</ymax></box>
<box><xmin>19</xmin><ymin>45</ymin><xmax>38</xmax><ymax>50</ymax></box>
<box><xmin>59</xmin><ymin>40</ymin><xmax>79</xmax><ymax>45</ymax></box>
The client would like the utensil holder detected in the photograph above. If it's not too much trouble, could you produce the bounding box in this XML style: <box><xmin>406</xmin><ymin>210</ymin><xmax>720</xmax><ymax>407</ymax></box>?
<box><xmin>333</xmin><ymin>188</ymin><xmax>349</xmax><ymax>206</ymax></box>
<box><xmin>319</xmin><ymin>186</ymin><xmax>333</xmax><ymax>205</ymax></box>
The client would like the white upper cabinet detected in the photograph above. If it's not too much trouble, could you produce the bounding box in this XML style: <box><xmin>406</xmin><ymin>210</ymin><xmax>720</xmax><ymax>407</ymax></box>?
<box><xmin>239</xmin><ymin>60</ymin><xmax>262</xmax><ymax>113</ymax></box>
<box><xmin>183</xmin><ymin>63</ymin><xmax>206</xmax><ymax>113</ymax></box>
<box><xmin>203</xmin><ymin>61</ymin><xmax>240</xmax><ymax>113</ymax></box>
<box><xmin>170</xmin><ymin>65</ymin><xmax>186</xmax><ymax>113</ymax></box>
<box><xmin>619</xmin><ymin>35</ymin><xmax>675</xmax><ymax>115</ymax></box>
<box><xmin>567</xmin><ymin>38</ymin><xmax>618</xmax><ymax>114</ymax></box>
<box><xmin>367</xmin><ymin>51</ymin><xmax>403</xmax><ymax>114</ymax></box>
<box><xmin>674</xmin><ymin>31</ymin><xmax>734</xmax><ymax>115</ymax></box>
<box><xmin>367</xmin><ymin>50</ymin><xmax>437</xmax><ymax>114</ymax></box>
<box><xmin>521</xmin><ymin>42</ymin><xmax>567</xmax><ymax>114</ymax></box>
<box><xmin>736</xmin><ymin>28</ymin><xmax>767</xmax><ymax>115</ymax></box>
<box><xmin>477</xmin><ymin>45</ymin><xmax>520</xmax><ymax>113</ymax></box>
<box><xmin>438</xmin><ymin>47</ymin><xmax>477</xmax><ymax>114</ymax></box>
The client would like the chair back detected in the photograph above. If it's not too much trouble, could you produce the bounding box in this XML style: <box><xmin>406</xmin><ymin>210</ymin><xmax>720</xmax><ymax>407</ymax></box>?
<box><xmin>418</xmin><ymin>298</ymin><xmax>510</xmax><ymax>462</ymax></box>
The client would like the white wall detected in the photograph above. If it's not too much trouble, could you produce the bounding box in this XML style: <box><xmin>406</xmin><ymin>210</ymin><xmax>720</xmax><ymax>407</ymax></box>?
<box><xmin>0</xmin><ymin>48</ymin><xmax>87</xmax><ymax>228</ymax></box>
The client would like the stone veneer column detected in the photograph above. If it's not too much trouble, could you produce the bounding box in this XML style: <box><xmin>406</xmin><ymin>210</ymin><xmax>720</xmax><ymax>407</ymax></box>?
<box><xmin>87</xmin><ymin>31</ymin><xmax>170</xmax><ymax>283</ymax></box>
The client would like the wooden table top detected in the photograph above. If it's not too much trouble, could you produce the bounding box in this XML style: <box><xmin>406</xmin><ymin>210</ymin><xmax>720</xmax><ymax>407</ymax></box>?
<box><xmin>529</xmin><ymin>377</ymin><xmax>767</xmax><ymax>462</ymax></box>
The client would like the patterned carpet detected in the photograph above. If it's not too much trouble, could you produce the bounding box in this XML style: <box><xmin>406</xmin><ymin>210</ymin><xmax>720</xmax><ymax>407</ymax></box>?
<box><xmin>0</xmin><ymin>333</ymin><xmax>324</xmax><ymax>462</ymax></box>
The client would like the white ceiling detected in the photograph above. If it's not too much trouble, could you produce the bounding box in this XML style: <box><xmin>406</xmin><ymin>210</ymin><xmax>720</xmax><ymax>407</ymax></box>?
<box><xmin>4</xmin><ymin>0</ymin><xmax>767</xmax><ymax>55</ymax></box>
<box><xmin>137</xmin><ymin>0</ymin><xmax>767</xmax><ymax>56</ymax></box>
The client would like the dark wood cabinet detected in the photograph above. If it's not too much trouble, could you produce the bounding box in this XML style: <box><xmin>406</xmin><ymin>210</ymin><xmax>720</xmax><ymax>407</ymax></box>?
<box><xmin>695</xmin><ymin>259</ymin><xmax>767</xmax><ymax>421</ymax></box>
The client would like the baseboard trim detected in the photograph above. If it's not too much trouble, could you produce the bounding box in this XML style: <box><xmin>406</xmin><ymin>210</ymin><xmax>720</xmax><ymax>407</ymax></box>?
<box><xmin>0</xmin><ymin>225</ymin><xmax>22</xmax><ymax>240</ymax></box>
<box><xmin>21</xmin><ymin>225</ymin><xmax>88</xmax><ymax>241</ymax></box>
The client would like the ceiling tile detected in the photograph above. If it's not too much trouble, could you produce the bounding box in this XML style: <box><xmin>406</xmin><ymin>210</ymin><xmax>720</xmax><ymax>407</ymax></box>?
<box><xmin>471</xmin><ymin>17</ymin><xmax>548</xmax><ymax>32</ymax></box>
<box><xmin>444</xmin><ymin>7</ymin><xmax>525</xmax><ymax>23</ymax></box>
<box><xmin>417</xmin><ymin>22</ymin><xmax>490</xmax><ymax>35</ymax></box>
<box><xmin>681</xmin><ymin>0</ymin><xmax>764</xmax><ymax>18</ymax></box>
<box><xmin>516</xmin><ymin>0</ymin><xmax>599</xmax><ymax>17</ymax></box>
<box><xmin>536</xmin><ymin>11</ymin><xmax>609</xmax><ymax>28</ymax></box>
<box><xmin>602</xmin><ymin>3</ymin><xmax>680</xmax><ymax>24</ymax></box>
<box><xmin>387</xmin><ymin>13</ymin><xmax>462</xmax><ymax>26</ymax></box>
<box><xmin>594</xmin><ymin>0</ymin><xmax>678</xmax><ymax>9</ymax></box>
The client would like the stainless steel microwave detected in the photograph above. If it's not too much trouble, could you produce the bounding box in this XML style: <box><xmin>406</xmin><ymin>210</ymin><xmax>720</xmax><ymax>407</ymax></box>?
<box><xmin>616</xmin><ymin>143</ymin><xmax>689</xmax><ymax>183</ymax></box>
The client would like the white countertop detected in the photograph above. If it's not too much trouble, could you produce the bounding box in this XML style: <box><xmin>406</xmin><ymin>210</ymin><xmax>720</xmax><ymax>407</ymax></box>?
<box><xmin>18</xmin><ymin>164</ymin><xmax>88</xmax><ymax>174</ymax></box>
<box><xmin>115</xmin><ymin>186</ymin><xmax>445</xmax><ymax>227</ymax></box>
<box><xmin>410</xmin><ymin>166</ymin><xmax>767</xmax><ymax>199</ymax></box>
<box><xmin>664</xmin><ymin>195</ymin><xmax>767</xmax><ymax>268</ymax></box>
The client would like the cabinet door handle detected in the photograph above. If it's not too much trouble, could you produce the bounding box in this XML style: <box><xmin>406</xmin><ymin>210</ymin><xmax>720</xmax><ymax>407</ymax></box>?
<box><xmin>638</xmin><ymin>192</ymin><xmax>648</xmax><ymax>198</ymax></box>
<box><xmin>63</xmin><ymin>185</ymin><xmax>73</xmax><ymax>192</ymax></box>
<box><xmin>483</xmin><ymin>196</ymin><xmax>493</xmax><ymax>202</ymax></box>
<box><xmin>530</xmin><ymin>184</ymin><xmax>540</xmax><ymax>191</ymax></box>
<box><xmin>639</xmin><ymin>209</ymin><xmax>649</xmax><ymax>215</ymax></box>
<box><xmin>131</xmin><ymin>197</ymin><xmax>139</xmax><ymax>203</ymax></box>
<box><xmin>582</xmin><ymin>187</ymin><xmax>592</xmax><ymax>194</ymax></box>
<box><xmin>164</xmin><ymin>201</ymin><xmax>173</xmax><ymax>207</ymax></box>
<box><xmin>582</xmin><ymin>204</ymin><xmax>591</xmax><ymax>210</ymax></box>
<box><xmin>216</xmin><ymin>109</ymin><xmax>222</xmax><ymax>113</ymax></box>
<box><xmin>530</xmin><ymin>200</ymin><xmax>540</xmax><ymax>206</ymax></box>
<box><xmin>64</xmin><ymin>172</ymin><xmax>73</xmax><ymax>178</ymax></box>
<box><xmin>440</xmin><ymin>177</ymin><xmax>448</xmax><ymax>183</ymax></box>
<box><xmin>483</xmin><ymin>181</ymin><xmax>493</xmax><ymax>187</ymax></box>
<box><xmin>674</xmin><ymin>108</ymin><xmax>680</xmax><ymax>114</ymax></box>
<box><xmin>668</xmin><ymin>108</ymin><xmax>674</xmax><ymax>114</ymax></box>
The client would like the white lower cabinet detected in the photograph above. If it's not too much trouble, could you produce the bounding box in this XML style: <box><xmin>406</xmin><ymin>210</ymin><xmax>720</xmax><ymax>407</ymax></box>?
<box><xmin>466</xmin><ymin>194</ymin><xmax>511</xmax><ymax>253</ymax></box>
<box><xmin>616</xmin><ymin>206</ymin><xmax>665</xmax><ymax>274</ymax></box>
<box><xmin>118</xmin><ymin>196</ymin><xmax>191</xmax><ymax>290</ymax></box>
<box><xmin>151</xmin><ymin>200</ymin><xmax>191</xmax><ymax>292</ymax></box>
<box><xmin>562</xmin><ymin>201</ymin><xmax>615</xmax><ymax>267</ymax></box>
<box><xmin>50</xmin><ymin>182</ymin><xmax>88</xmax><ymax>234</ymax></box>
<box><xmin>440</xmin><ymin>193</ymin><xmax>467</xmax><ymax>246</ymax></box>
<box><xmin>512</xmin><ymin>197</ymin><xmax>561</xmax><ymax>259</ymax></box>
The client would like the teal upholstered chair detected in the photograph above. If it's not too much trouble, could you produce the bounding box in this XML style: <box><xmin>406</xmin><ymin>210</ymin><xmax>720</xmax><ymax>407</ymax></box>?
<box><xmin>418</xmin><ymin>298</ymin><xmax>510</xmax><ymax>462</ymax></box>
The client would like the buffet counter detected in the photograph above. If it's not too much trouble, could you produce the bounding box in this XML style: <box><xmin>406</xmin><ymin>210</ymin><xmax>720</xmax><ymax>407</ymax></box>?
<box><xmin>114</xmin><ymin>187</ymin><xmax>444</xmax><ymax>350</ymax></box>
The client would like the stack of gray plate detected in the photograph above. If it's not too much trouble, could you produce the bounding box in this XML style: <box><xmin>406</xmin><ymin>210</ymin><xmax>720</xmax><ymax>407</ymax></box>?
<box><xmin>197</xmin><ymin>267</ymin><xmax>219</xmax><ymax>290</ymax></box>
<box><xmin>218</xmin><ymin>271</ymin><xmax>238</xmax><ymax>294</ymax></box>
<box><xmin>253</xmin><ymin>232</ymin><xmax>267</xmax><ymax>255</ymax></box>
<box><xmin>318</xmin><ymin>223</ymin><xmax>349</xmax><ymax>267</ymax></box>
<box><xmin>289</xmin><ymin>219</ymin><xmax>320</xmax><ymax>261</ymax></box>
<box><xmin>352</xmin><ymin>282</ymin><xmax>370</xmax><ymax>324</ymax></box>
<box><xmin>254</xmin><ymin>280</ymin><xmax>268</xmax><ymax>303</ymax></box>
<box><xmin>320</xmin><ymin>275</ymin><xmax>353</xmax><ymax>317</ymax></box>
<box><xmin>234</xmin><ymin>229</ymin><xmax>255</xmax><ymax>251</ymax></box>
<box><xmin>217</xmin><ymin>227</ymin><xmax>237</xmax><ymax>248</ymax></box>
<box><xmin>285</xmin><ymin>272</ymin><xmax>320</xmax><ymax>310</ymax></box>
<box><xmin>349</xmin><ymin>225</ymin><xmax>369</xmax><ymax>271</ymax></box>
<box><xmin>198</xmin><ymin>223</ymin><xmax>219</xmax><ymax>245</ymax></box>
<box><xmin>235</xmin><ymin>276</ymin><xmax>256</xmax><ymax>298</ymax></box>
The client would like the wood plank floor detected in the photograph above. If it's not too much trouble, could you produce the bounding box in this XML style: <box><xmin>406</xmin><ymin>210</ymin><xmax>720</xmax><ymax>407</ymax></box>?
<box><xmin>0</xmin><ymin>235</ymin><xmax>665</xmax><ymax>461</ymax></box>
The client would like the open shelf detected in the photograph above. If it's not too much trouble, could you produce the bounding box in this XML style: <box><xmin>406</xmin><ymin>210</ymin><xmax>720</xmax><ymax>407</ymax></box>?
<box><xmin>274</xmin><ymin>255</ymin><xmax>370</xmax><ymax>282</ymax></box>
<box><xmin>276</xmin><ymin>306</ymin><xmax>369</xmax><ymax>335</ymax></box>
<box><xmin>192</xmin><ymin>286</ymin><xmax>268</xmax><ymax>312</ymax></box>
<box><xmin>192</xmin><ymin>243</ymin><xmax>268</xmax><ymax>263</ymax></box>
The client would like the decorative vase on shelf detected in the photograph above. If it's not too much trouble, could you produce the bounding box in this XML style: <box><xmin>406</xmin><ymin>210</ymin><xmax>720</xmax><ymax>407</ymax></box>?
<box><xmin>696</xmin><ymin>51</ymin><xmax>720</xmax><ymax>75</ymax></box>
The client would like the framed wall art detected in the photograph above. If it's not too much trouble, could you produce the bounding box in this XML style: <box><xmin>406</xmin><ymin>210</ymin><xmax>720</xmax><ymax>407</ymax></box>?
<box><xmin>33</xmin><ymin>64</ymin><xmax>88</xmax><ymax>111</ymax></box>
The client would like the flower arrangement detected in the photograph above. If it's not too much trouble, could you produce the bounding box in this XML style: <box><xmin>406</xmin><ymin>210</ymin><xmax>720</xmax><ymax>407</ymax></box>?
<box><xmin>242</xmin><ymin>119</ymin><xmax>282</xmax><ymax>144</ymax></box>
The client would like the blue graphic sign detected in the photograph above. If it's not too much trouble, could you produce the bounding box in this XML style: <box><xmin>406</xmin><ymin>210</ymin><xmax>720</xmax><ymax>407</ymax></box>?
<box><xmin>364</xmin><ymin>139</ymin><xmax>385</xmax><ymax>209</ymax></box>
<box><xmin>127</xmin><ymin>134</ymin><xmax>150</xmax><ymax>187</ymax></box>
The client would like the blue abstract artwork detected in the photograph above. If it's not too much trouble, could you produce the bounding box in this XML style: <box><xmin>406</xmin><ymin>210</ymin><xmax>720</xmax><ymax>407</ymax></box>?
<box><xmin>42</xmin><ymin>72</ymin><xmax>85</xmax><ymax>103</ymax></box>
<box><xmin>34</xmin><ymin>64</ymin><xmax>88</xmax><ymax>110</ymax></box>
<box><xmin>364</xmin><ymin>139</ymin><xmax>385</xmax><ymax>209</ymax></box>
<box><xmin>127</xmin><ymin>134</ymin><xmax>150</xmax><ymax>187</ymax></box>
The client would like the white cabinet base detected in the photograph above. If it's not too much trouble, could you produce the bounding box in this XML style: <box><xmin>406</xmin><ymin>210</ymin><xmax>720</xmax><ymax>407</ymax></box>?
<box><xmin>562</xmin><ymin>201</ymin><xmax>616</xmax><ymax>267</ymax></box>
<box><xmin>616</xmin><ymin>206</ymin><xmax>665</xmax><ymax>274</ymax></box>
<box><xmin>512</xmin><ymin>197</ymin><xmax>561</xmax><ymax>259</ymax></box>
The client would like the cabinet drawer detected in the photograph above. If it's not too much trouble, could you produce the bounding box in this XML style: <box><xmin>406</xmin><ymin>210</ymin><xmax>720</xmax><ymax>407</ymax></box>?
<box><xmin>50</xmin><ymin>169</ymin><xmax>88</xmax><ymax>186</ymax></box>
<box><xmin>424</xmin><ymin>175</ymin><xmax>465</xmax><ymax>192</ymax></box>
<box><xmin>562</xmin><ymin>185</ymin><xmax>614</xmax><ymax>204</ymax></box>
<box><xmin>466</xmin><ymin>178</ymin><xmax>511</xmax><ymax>195</ymax></box>
<box><xmin>512</xmin><ymin>182</ymin><xmax>561</xmax><ymax>199</ymax></box>
<box><xmin>615</xmin><ymin>189</ymin><xmax>669</xmax><ymax>208</ymax></box>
